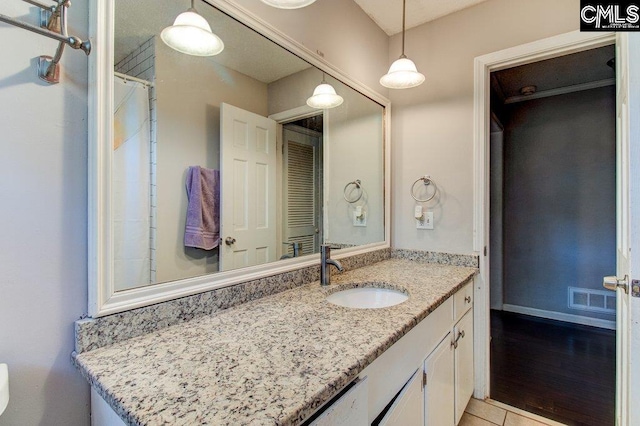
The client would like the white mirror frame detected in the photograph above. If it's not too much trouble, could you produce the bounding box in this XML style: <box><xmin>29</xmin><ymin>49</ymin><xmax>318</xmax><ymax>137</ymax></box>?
<box><xmin>88</xmin><ymin>0</ymin><xmax>391</xmax><ymax>318</ymax></box>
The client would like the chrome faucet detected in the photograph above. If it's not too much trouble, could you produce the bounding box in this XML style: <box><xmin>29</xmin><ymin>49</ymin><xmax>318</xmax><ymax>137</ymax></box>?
<box><xmin>280</xmin><ymin>242</ymin><xmax>301</xmax><ymax>260</ymax></box>
<box><xmin>320</xmin><ymin>244</ymin><xmax>344</xmax><ymax>286</ymax></box>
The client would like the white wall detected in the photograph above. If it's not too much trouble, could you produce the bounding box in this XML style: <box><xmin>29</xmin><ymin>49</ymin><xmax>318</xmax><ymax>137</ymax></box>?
<box><xmin>0</xmin><ymin>1</ymin><xmax>90</xmax><ymax>425</ymax></box>
<box><xmin>390</xmin><ymin>0</ymin><xmax>580</xmax><ymax>254</ymax></box>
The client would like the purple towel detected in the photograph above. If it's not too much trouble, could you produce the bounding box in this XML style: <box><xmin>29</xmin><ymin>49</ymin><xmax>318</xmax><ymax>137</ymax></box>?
<box><xmin>184</xmin><ymin>166</ymin><xmax>220</xmax><ymax>250</ymax></box>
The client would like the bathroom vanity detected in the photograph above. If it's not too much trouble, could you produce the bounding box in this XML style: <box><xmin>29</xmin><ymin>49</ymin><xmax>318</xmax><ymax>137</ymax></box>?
<box><xmin>74</xmin><ymin>259</ymin><xmax>477</xmax><ymax>425</ymax></box>
<box><xmin>80</xmin><ymin>2</ymin><xmax>478</xmax><ymax>423</ymax></box>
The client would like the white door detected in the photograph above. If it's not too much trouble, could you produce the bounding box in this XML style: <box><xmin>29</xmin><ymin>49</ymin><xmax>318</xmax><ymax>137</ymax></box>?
<box><xmin>283</xmin><ymin>126</ymin><xmax>322</xmax><ymax>256</ymax></box>
<box><xmin>606</xmin><ymin>33</ymin><xmax>640</xmax><ymax>426</ymax></box>
<box><xmin>220</xmin><ymin>103</ymin><xmax>277</xmax><ymax>271</ymax></box>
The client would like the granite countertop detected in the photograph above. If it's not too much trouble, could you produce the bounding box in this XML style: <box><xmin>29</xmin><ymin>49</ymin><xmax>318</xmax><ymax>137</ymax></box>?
<box><xmin>73</xmin><ymin>259</ymin><xmax>477</xmax><ymax>426</ymax></box>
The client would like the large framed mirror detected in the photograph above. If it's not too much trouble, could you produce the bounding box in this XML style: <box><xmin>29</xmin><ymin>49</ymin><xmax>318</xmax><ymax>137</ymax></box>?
<box><xmin>89</xmin><ymin>0</ymin><xmax>390</xmax><ymax>317</ymax></box>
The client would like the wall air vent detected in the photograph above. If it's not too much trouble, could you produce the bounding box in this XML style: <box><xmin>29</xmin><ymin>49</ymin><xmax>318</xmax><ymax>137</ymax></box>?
<box><xmin>568</xmin><ymin>287</ymin><xmax>616</xmax><ymax>314</ymax></box>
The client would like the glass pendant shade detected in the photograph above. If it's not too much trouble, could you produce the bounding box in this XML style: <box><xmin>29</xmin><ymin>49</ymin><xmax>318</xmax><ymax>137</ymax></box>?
<box><xmin>161</xmin><ymin>9</ymin><xmax>224</xmax><ymax>56</ymax></box>
<box><xmin>306</xmin><ymin>82</ymin><xmax>344</xmax><ymax>109</ymax></box>
<box><xmin>260</xmin><ymin>0</ymin><xmax>317</xmax><ymax>9</ymax></box>
<box><xmin>380</xmin><ymin>56</ymin><xmax>425</xmax><ymax>89</ymax></box>
<box><xmin>380</xmin><ymin>0</ymin><xmax>425</xmax><ymax>89</ymax></box>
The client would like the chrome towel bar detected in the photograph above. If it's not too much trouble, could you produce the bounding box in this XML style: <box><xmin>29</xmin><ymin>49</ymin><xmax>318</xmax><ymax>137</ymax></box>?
<box><xmin>0</xmin><ymin>0</ymin><xmax>91</xmax><ymax>84</ymax></box>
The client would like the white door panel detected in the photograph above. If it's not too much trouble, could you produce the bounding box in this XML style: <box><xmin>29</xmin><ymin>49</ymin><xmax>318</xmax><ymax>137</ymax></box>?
<box><xmin>220</xmin><ymin>103</ymin><xmax>277</xmax><ymax>271</ymax></box>
<box><xmin>612</xmin><ymin>33</ymin><xmax>640</xmax><ymax>426</ymax></box>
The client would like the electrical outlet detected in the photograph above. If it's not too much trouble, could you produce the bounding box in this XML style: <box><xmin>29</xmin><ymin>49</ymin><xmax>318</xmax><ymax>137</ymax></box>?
<box><xmin>416</xmin><ymin>211</ymin><xmax>434</xmax><ymax>230</ymax></box>
<box><xmin>353</xmin><ymin>210</ymin><xmax>367</xmax><ymax>227</ymax></box>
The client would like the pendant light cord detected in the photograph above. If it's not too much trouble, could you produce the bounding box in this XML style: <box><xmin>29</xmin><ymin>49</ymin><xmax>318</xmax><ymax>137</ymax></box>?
<box><xmin>400</xmin><ymin>0</ymin><xmax>406</xmax><ymax>58</ymax></box>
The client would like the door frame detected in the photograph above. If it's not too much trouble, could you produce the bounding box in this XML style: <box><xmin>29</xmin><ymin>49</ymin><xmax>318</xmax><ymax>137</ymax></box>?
<box><xmin>472</xmin><ymin>30</ymin><xmax>616</xmax><ymax>400</ymax></box>
<box><xmin>282</xmin><ymin>124</ymin><xmax>323</xmax><ymax>256</ymax></box>
<box><xmin>270</xmin><ymin>106</ymin><xmax>327</xmax><ymax>259</ymax></box>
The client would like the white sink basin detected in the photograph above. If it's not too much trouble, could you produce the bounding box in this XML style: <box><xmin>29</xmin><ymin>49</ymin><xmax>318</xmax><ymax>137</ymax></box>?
<box><xmin>326</xmin><ymin>286</ymin><xmax>408</xmax><ymax>309</ymax></box>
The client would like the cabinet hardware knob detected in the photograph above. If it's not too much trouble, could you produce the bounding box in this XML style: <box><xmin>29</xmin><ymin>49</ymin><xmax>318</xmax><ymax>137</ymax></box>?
<box><xmin>465</xmin><ymin>296</ymin><xmax>471</xmax><ymax>303</ymax></box>
<box><xmin>452</xmin><ymin>330</ymin><xmax>465</xmax><ymax>349</ymax></box>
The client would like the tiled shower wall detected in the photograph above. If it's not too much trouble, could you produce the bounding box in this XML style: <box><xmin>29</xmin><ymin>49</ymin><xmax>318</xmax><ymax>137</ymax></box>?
<box><xmin>114</xmin><ymin>37</ymin><xmax>158</xmax><ymax>283</ymax></box>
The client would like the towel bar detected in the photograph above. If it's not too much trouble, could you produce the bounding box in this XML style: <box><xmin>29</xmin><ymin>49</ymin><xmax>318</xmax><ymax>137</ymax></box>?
<box><xmin>0</xmin><ymin>0</ymin><xmax>91</xmax><ymax>84</ymax></box>
<box><xmin>343</xmin><ymin>180</ymin><xmax>363</xmax><ymax>203</ymax></box>
<box><xmin>411</xmin><ymin>175</ymin><xmax>437</xmax><ymax>202</ymax></box>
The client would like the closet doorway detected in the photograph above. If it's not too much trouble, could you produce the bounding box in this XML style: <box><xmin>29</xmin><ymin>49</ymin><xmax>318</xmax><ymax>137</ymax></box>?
<box><xmin>487</xmin><ymin>45</ymin><xmax>616</xmax><ymax>424</ymax></box>
<box><xmin>282</xmin><ymin>116</ymin><xmax>323</xmax><ymax>258</ymax></box>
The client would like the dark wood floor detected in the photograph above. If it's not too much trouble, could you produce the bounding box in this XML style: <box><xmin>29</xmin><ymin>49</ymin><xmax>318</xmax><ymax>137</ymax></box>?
<box><xmin>490</xmin><ymin>310</ymin><xmax>615</xmax><ymax>426</ymax></box>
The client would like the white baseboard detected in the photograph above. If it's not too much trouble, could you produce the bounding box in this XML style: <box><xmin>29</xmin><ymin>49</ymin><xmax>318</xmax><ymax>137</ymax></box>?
<box><xmin>501</xmin><ymin>304</ymin><xmax>616</xmax><ymax>330</ymax></box>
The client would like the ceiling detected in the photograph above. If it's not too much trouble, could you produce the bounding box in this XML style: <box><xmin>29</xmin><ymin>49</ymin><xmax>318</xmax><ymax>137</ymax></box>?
<box><xmin>492</xmin><ymin>45</ymin><xmax>615</xmax><ymax>104</ymax></box>
<box><xmin>114</xmin><ymin>0</ymin><xmax>311</xmax><ymax>84</ymax></box>
<box><xmin>354</xmin><ymin>0</ymin><xmax>490</xmax><ymax>35</ymax></box>
<box><xmin>114</xmin><ymin>0</ymin><xmax>497</xmax><ymax>81</ymax></box>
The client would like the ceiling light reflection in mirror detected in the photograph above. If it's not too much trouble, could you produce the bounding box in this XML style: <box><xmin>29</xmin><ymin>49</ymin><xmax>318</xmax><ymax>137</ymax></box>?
<box><xmin>260</xmin><ymin>0</ymin><xmax>318</xmax><ymax>9</ymax></box>
<box><xmin>161</xmin><ymin>0</ymin><xmax>224</xmax><ymax>56</ymax></box>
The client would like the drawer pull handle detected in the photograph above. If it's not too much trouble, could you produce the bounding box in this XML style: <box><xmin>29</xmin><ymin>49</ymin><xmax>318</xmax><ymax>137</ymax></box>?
<box><xmin>464</xmin><ymin>296</ymin><xmax>471</xmax><ymax>303</ymax></box>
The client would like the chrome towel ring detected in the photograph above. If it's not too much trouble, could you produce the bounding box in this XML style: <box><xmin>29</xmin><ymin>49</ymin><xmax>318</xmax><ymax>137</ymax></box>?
<box><xmin>343</xmin><ymin>180</ymin><xmax>363</xmax><ymax>203</ymax></box>
<box><xmin>411</xmin><ymin>175</ymin><xmax>437</xmax><ymax>202</ymax></box>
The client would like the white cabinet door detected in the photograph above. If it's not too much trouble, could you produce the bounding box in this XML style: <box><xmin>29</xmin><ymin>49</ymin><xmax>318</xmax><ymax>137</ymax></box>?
<box><xmin>424</xmin><ymin>333</ymin><xmax>455</xmax><ymax>426</ymax></box>
<box><xmin>379</xmin><ymin>369</ymin><xmax>423</xmax><ymax>426</ymax></box>
<box><xmin>310</xmin><ymin>377</ymin><xmax>368</xmax><ymax>426</ymax></box>
<box><xmin>454</xmin><ymin>309</ymin><xmax>474</xmax><ymax>425</ymax></box>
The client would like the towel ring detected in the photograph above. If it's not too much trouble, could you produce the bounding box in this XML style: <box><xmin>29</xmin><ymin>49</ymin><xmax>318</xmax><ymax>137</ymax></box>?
<box><xmin>411</xmin><ymin>175</ymin><xmax>437</xmax><ymax>202</ymax></box>
<box><xmin>343</xmin><ymin>180</ymin><xmax>363</xmax><ymax>203</ymax></box>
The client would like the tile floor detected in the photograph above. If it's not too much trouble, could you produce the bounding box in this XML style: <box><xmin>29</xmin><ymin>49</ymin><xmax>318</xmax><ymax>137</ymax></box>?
<box><xmin>460</xmin><ymin>398</ymin><xmax>567</xmax><ymax>426</ymax></box>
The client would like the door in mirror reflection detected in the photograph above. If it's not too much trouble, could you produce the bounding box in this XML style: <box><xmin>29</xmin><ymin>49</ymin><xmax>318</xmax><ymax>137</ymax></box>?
<box><xmin>220</xmin><ymin>103</ymin><xmax>277</xmax><ymax>271</ymax></box>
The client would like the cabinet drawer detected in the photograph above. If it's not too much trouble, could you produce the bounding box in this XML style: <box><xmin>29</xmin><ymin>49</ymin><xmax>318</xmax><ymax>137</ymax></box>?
<box><xmin>454</xmin><ymin>281</ymin><xmax>473</xmax><ymax>321</ymax></box>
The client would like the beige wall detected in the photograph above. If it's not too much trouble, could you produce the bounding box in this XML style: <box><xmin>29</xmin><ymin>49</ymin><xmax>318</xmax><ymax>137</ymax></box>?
<box><xmin>268</xmin><ymin>68</ymin><xmax>385</xmax><ymax>247</ymax></box>
<box><xmin>155</xmin><ymin>39</ymin><xmax>268</xmax><ymax>283</ymax></box>
<box><xmin>231</xmin><ymin>0</ymin><xmax>390</xmax><ymax>95</ymax></box>
<box><xmin>0</xmin><ymin>1</ymin><xmax>90</xmax><ymax>425</ymax></box>
<box><xmin>390</xmin><ymin>0</ymin><xmax>580</xmax><ymax>254</ymax></box>
<box><xmin>325</xmin><ymin>80</ymin><xmax>385</xmax><ymax>246</ymax></box>
<box><xmin>502</xmin><ymin>87</ymin><xmax>616</xmax><ymax>319</ymax></box>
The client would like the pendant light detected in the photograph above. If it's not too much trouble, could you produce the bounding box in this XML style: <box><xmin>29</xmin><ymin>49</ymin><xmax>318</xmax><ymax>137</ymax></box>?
<box><xmin>380</xmin><ymin>0</ymin><xmax>424</xmax><ymax>89</ymax></box>
<box><xmin>260</xmin><ymin>0</ymin><xmax>317</xmax><ymax>9</ymax></box>
<box><xmin>306</xmin><ymin>73</ymin><xmax>344</xmax><ymax>109</ymax></box>
<box><xmin>161</xmin><ymin>0</ymin><xmax>224</xmax><ymax>57</ymax></box>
